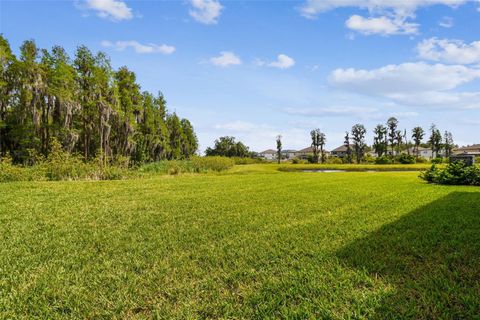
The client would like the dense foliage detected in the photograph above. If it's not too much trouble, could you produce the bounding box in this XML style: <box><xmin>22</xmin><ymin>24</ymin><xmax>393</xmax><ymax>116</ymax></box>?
<box><xmin>205</xmin><ymin>136</ymin><xmax>253</xmax><ymax>157</ymax></box>
<box><xmin>421</xmin><ymin>162</ymin><xmax>480</xmax><ymax>186</ymax></box>
<box><xmin>0</xmin><ymin>36</ymin><xmax>197</xmax><ymax>165</ymax></box>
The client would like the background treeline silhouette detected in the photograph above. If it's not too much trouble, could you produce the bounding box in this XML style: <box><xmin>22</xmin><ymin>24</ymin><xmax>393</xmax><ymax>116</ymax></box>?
<box><xmin>0</xmin><ymin>35</ymin><xmax>198</xmax><ymax>164</ymax></box>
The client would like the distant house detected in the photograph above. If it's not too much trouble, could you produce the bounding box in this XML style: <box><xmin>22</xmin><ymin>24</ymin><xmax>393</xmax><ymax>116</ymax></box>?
<box><xmin>281</xmin><ymin>149</ymin><xmax>297</xmax><ymax>160</ymax></box>
<box><xmin>259</xmin><ymin>149</ymin><xmax>277</xmax><ymax>160</ymax></box>
<box><xmin>454</xmin><ymin>144</ymin><xmax>480</xmax><ymax>156</ymax></box>
<box><xmin>295</xmin><ymin>147</ymin><xmax>330</xmax><ymax>160</ymax></box>
<box><xmin>331</xmin><ymin>145</ymin><xmax>348</xmax><ymax>158</ymax></box>
<box><xmin>408</xmin><ymin>147</ymin><xmax>445</xmax><ymax>159</ymax></box>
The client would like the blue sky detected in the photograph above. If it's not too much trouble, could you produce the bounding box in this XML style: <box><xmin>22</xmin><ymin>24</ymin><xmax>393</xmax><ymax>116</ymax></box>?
<box><xmin>1</xmin><ymin>0</ymin><xmax>479</xmax><ymax>151</ymax></box>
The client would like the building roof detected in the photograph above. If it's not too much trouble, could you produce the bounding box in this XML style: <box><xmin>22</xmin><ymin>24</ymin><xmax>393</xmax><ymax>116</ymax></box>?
<box><xmin>455</xmin><ymin>144</ymin><xmax>480</xmax><ymax>151</ymax></box>
<box><xmin>259</xmin><ymin>149</ymin><xmax>276</xmax><ymax>154</ymax></box>
<box><xmin>281</xmin><ymin>149</ymin><xmax>297</xmax><ymax>153</ymax></box>
<box><xmin>297</xmin><ymin>147</ymin><xmax>314</xmax><ymax>153</ymax></box>
<box><xmin>296</xmin><ymin>147</ymin><xmax>330</xmax><ymax>153</ymax></box>
<box><xmin>331</xmin><ymin>145</ymin><xmax>348</xmax><ymax>152</ymax></box>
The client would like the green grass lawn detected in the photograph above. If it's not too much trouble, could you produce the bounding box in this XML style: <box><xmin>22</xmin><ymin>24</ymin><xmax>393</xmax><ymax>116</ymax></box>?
<box><xmin>1</xmin><ymin>166</ymin><xmax>479</xmax><ymax>319</ymax></box>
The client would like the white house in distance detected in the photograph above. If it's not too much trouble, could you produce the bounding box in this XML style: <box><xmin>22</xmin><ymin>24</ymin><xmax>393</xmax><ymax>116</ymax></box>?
<box><xmin>259</xmin><ymin>149</ymin><xmax>277</xmax><ymax>160</ymax></box>
<box><xmin>281</xmin><ymin>149</ymin><xmax>297</xmax><ymax>160</ymax></box>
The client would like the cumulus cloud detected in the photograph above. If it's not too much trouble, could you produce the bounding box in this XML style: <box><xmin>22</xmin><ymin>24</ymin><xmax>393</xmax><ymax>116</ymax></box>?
<box><xmin>345</xmin><ymin>15</ymin><xmax>418</xmax><ymax>35</ymax></box>
<box><xmin>299</xmin><ymin>0</ymin><xmax>466</xmax><ymax>19</ymax></box>
<box><xmin>189</xmin><ymin>0</ymin><xmax>223</xmax><ymax>24</ymax></box>
<box><xmin>101</xmin><ymin>40</ymin><xmax>175</xmax><ymax>54</ymax></box>
<box><xmin>299</xmin><ymin>0</ymin><xmax>467</xmax><ymax>36</ymax></box>
<box><xmin>209</xmin><ymin>51</ymin><xmax>241</xmax><ymax>67</ymax></box>
<box><xmin>329</xmin><ymin>62</ymin><xmax>480</xmax><ymax>109</ymax></box>
<box><xmin>417</xmin><ymin>38</ymin><xmax>480</xmax><ymax>65</ymax></box>
<box><xmin>269</xmin><ymin>54</ymin><xmax>295</xmax><ymax>69</ymax></box>
<box><xmin>83</xmin><ymin>0</ymin><xmax>133</xmax><ymax>21</ymax></box>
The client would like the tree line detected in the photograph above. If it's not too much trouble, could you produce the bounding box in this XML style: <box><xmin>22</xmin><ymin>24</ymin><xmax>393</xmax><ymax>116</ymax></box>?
<box><xmin>207</xmin><ymin>117</ymin><xmax>455</xmax><ymax>164</ymax></box>
<box><xmin>341</xmin><ymin>117</ymin><xmax>454</xmax><ymax>164</ymax></box>
<box><xmin>0</xmin><ymin>36</ymin><xmax>198</xmax><ymax>165</ymax></box>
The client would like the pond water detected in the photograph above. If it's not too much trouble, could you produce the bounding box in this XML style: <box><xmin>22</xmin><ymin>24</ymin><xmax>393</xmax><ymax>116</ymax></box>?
<box><xmin>302</xmin><ymin>170</ymin><xmax>347</xmax><ymax>173</ymax></box>
<box><xmin>302</xmin><ymin>169</ymin><xmax>417</xmax><ymax>173</ymax></box>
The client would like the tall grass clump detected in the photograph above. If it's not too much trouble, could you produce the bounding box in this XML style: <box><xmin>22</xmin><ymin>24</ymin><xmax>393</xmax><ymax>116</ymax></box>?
<box><xmin>140</xmin><ymin>156</ymin><xmax>234</xmax><ymax>175</ymax></box>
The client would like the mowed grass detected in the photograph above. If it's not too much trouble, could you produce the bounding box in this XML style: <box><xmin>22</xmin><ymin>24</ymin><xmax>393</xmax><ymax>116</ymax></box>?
<box><xmin>1</xmin><ymin>166</ymin><xmax>479</xmax><ymax>319</ymax></box>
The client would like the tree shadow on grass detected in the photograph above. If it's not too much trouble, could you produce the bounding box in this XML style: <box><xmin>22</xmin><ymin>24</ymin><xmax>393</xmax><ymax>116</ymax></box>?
<box><xmin>336</xmin><ymin>191</ymin><xmax>480</xmax><ymax>319</ymax></box>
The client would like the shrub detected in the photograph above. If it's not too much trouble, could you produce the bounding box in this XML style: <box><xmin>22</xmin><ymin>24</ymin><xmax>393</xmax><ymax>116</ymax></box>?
<box><xmin>397</xmin><ymin>154</ymin><xmax>416</xmax><ymax>164</ymax></box>
<box><xmin>420</xmin><ymin>162</ymin><xmax>480</xmax><ymax>186</ymax></box>
<box><xmin>364</xmin><ymin>154</ymin><xmax>376</xmax><ymax>164</ymax></box>
<box><xmin>415</xmin><ymin>156</ymin><xmax>428</xmax><ymax>164</ymax></box>
<box><xmin>431</xmin><ymin>157</ymin><xmax>444</xmax><ymax>164</ymax></box>
<box><xmin>326</xmin><ymin>157</ymin><xmax>343</xmax><ymax>164</ymax></box>
<box><xmin>375</xmin><ymin>155</ymin><xmax>392</xmax><ymax>164</ymax></box>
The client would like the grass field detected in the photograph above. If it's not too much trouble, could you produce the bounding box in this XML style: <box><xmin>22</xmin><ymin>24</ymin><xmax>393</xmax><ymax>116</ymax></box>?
<box><xmin>1</xmin><ymin>165</ymin><xmax>479</xmax><ymax>319</ymax></box>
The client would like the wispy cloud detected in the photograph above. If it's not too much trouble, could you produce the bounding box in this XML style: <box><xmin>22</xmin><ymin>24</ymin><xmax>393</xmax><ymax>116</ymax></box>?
<box><xmin>299</xmin><ymin>0</ymin><xmax>468</xmax><ymax>36</ymax></box>
<box><xmin>345</xmin><ymin>15</ymin><xmax>418</xmax><ymax>35</ymax></box>
<box><xmin>329</xmin><ymin>62</ymin><xmax>480</xmax><ymax>109</ymax></box>
<box><xmin>101</xmin><ymin>40</ymin><xmax>175</xmax><ymax>54</ymax></box>
<box><xmin>438</xmin><ymin>16</ymin><xmax>454</xmax><ymax>28</ymax></box>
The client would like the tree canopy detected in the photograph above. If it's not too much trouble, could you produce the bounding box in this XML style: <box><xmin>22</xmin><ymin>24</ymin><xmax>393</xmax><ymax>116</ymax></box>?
<box><xmin>0</xmin><ymin>36</ymin><xmax>197</xmax><ymax>164</ymax></box>
<box><xmin>205</xmin><ymin>136</ymin><xmax>251</xmax><ymax>157</ymax></box>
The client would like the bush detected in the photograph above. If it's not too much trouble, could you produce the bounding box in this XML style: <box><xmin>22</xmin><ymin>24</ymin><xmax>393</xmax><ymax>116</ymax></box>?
<box><xmin>420</xmin><ymin>162</ymin><xmax>480</xmax><ymax>186</ymax></box>
<box><xmin>415</xmin><ymin>156</ymin><xmax>428</xmax><ymax>164</ymax></box>
<box><xmin>375</xmin><ymin>155</ymin><xmax>392</xmax><ymax>164</ymax></box>
<box><xmin>326</xmin><ymin>157</ymin><xmax>343</xmax><ymax>164</ymax></box>
<box><xmin>364</xmin><ymin>154</ymin><xmax>376</xmax><ymax>164</ymax></box>
<box><xmin>431</xmin><ymin>157</ymin><xmax>444</xmax><ymax>164</ymax></box>
<box><xmin>397</xmin><ymin>154</ymin><xmax>416</xmax><ymax>164</ymax></box>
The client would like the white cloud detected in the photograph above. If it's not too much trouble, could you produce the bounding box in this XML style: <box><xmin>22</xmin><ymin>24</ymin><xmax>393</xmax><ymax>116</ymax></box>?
<box><xmin>101</xmin><ymin>40</ymin><xmax>175</xmax><ymax>54</ymax></box>
<box><xmin>209</xmin><ymin>51</ymin><xmax>241</xmax><ymax>67</ymax></box>
<box><xmin>268</xmin><ymin>54</ymin><xmax>295</xmax><ymax>69</ymax></box>
<box><xmin>84</xmin><ymin>0</ymin><xmax>133</xmax><ymax>21</ymax></box>
<box><xmin>330</xmin><ymin>62</ymin><xmax>480</xmax><ymax>93</ymax></box>
<box><xmin>189</xmin><ymin>0</ymin><xmax>223</xmax><ymax>24</ymax></box>
<box><xmin>299</xmin><ymin>0</ymin><xmax>466</xmax><ymax>19</ymax></box>
<box><xmin>329</xmin><ymin>62</ymin><xmax>480</xmax><ymax>109</ymax></box>
<box><xmin>299</xmin><ymin>0</ymin><xmax>467</xmax><ymax>36</ymax></box>
<box><xmin>417</xmin><ymin>38</ymin><xmax>480</xmax><ymax>65</ymax></box>
<box><xmin>438</xmin><ymin>16</ymin><xmax>454</xmax><ymax>28</ymax></box>
<box><xmin>346</xmin><ymin>14</ymin><xmax>418</xmax><ymax>35</ymax></box>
